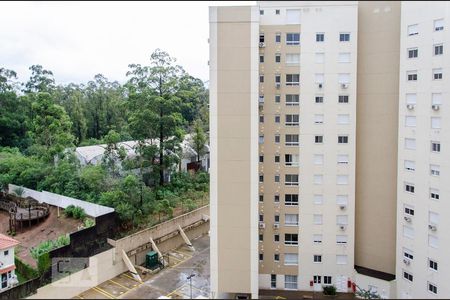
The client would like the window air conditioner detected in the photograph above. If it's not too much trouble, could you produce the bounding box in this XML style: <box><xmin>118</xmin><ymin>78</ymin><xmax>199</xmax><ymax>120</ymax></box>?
<box><xmin>428</xmin><ymin>224</ymin><xmax>437</xmax><ymax>231</ymax></box>
<box><xmin>275</xmin><ymin>83</ymin><xmax>281</xmax><ymax>89</ymax></box>
<box><xmin>432</xmin><ymin>104</ymin><xmax>440</xmax><ymax>111</ymax></box>
<box><xmin>403</xmin><ymin>258</ymin><xmax>411</xmax><ymax>265</ymax></box>
<box><xmin>341</xmin><ymin>83</ymin><xmax>348</xmax><ymax>89</ymax></box>
<box><xmin>259</xmin><ymin>222</ymin><xmax>266</xmax><ymax>229</ymax></box>
<box><xmin>339</xmin><ymin>225</ymin><xmax>346</xmax><ymax>231</ymax></box>
<box><xmin>259</xmin><ymin>42</ymin><xmax>266</xmax><ymax>48</ymax></box>
<box><xmin>339</xmin><ymin>205</ymin><xmax>346</xmax><ymax>210</ymax></box>
<box><xmin>273</xmin><ymin>223</ymin><xmax>280</xmax><ymax>229</ymax></box>
<box><xmin>404</xmin><ymin>216</ymin><xmax>412</xmax><ymax>222</ymax></box>
<box><xmin>318</xmin><ymin>83</ymin><xmax>323</xmax><ymax>89</ymax></box>
<box><xmin>406</xmin><ymin>104</ymin><xmax>415</xmax><ymax>110</ymax></box>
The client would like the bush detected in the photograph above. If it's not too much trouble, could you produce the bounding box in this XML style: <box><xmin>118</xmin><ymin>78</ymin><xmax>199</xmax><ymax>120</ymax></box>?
<box><xmin>83</xmin><ymin>218</ymin><xmax>95</xmax><ymax>228</ymax></box>
<box><xmin>64</xmin><ymin>205</ymin><xmax>86</xmax><ymax>220</ymax></box>
<box><xmin>323</xmin><ymin>285</ymin><xmax>337</xmax><ymax>296</ymax></box>
<box><xmin>30</xmin><ymin>235</ymin><xmax>70</xmax><ymax>261</ymax></box>
<box><xmin>64</xmin><ymin>205</ymin><xmax>75</xmax><ymax>217</ymax></box>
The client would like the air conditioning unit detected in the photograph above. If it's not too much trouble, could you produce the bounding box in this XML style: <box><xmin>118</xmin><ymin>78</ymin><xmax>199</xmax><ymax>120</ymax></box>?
<box><xmin>339</xmin><ymin>225</ymin><xmax>346</xmax><ymax>231</ymax></box>
<box><xmin>318</xmin><ymin>83</ymin><xmax>323</xmax><ymax>89</ymax></box>
<box><xmin>403</xmin><ymin>258</ymin><xmax>411</xmax><ymax>265</ymax></box>
<box><xmin>341</xmin><ymin>83</ymin><xmax>348</xmax><ymax>89</ymax></box>
<box><xmin>432</xmin><ymin>104</ymin><xmax>440</xmax><ymax>111</ymax></box>
<box><xmin>259</xmin><ymin>222</ymin><xmax>265</xmax><ymax>229</ymax></box>
<box><xmin>273</xmin><ymin>223</ymin><xmax>280</xmax><ymax>229</ymax></box>
<box><xmin>404</xmin><ymin>216</ymin><xmax>412</xmax><ymax>222</ymax></box>
<box><xmin>406</xmin><ymin>104</ymin><xmax>415</xmax><ymax>110</ymax></box>
<box><xmin>275</xmin><ymin>83</ymin><xmax>281</xmax><ymax>89</ymax></box>
<box><xmin>259</xmin><ymin>96</ymin><xmax>265</xmax><ymax>103</ymax></box>
<box><xmin>339</xmin><ymin>205</ymin><xmax>347</xmax><ymax>210</ymax></box>
<box><xmin>259</xmin><ymin>42</ymin><xmax>266</xmax><ymax>48</ymax></box>
<box><xmin>428</xmin><ymin>224</ymin><xmax>437</xmax><ymax>231</ymax></box>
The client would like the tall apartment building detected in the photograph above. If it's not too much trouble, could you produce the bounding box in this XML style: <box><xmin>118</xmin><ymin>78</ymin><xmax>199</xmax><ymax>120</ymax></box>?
<box><xmin>210</xmin><ymin>1</ymin><xmax>447</xmax><ymax>299</ymax></box>
<box><xmin>396</xmin><ymin>2</ymin><xmax>450</xmax><ymax>298</ymax></box>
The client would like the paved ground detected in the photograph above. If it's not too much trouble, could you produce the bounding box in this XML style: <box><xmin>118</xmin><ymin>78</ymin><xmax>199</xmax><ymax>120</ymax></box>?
<box><xmin>75</xmin><ymin>234</ymin><xmax>210</xmax><ymax>299</ymax></box>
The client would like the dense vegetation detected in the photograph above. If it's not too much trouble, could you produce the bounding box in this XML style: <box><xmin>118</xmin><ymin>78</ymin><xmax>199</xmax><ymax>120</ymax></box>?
<box><xmin>0</xmin><ymin>49</ymin><xmax>209</xmax><ymax>229</ymax></box>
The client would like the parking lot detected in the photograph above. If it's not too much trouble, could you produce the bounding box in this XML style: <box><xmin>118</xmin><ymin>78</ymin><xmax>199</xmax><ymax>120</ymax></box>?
<box><xmin>74</xmin><ymin>234</ymin><xmax>210</xmax><ymax>299</ymax></box>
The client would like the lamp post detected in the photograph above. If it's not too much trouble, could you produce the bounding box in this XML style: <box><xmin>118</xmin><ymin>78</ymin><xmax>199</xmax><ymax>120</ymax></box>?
<box><xmin>187</xmin><ymin>273</ymin><xmax>196</xmax><ymax>299</ymax></box>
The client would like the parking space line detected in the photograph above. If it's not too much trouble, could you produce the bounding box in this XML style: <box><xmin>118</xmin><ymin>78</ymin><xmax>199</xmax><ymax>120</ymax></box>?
<box><xmin>93</xmin><ymin>287</ymin><xmax>115</xmax><ymax>299</ymax></box>
<box><xmin>166</xmin><ymin>283</ymin><xmax>188</xmax><ymax>297</ymax></box>
<box><xmin>172</xmin><ymin>249</ymin><xmax>193</xmax><ymax>257</ymax></box>
<box><xmin>108</xmin><ymin>279</ymin><xmax>131</xmax><ymax>291</ymax></box>
<box><xmin>121</xmin><ymin>273</ymin><xmax>142</xmax><ymax>283</ymax></box>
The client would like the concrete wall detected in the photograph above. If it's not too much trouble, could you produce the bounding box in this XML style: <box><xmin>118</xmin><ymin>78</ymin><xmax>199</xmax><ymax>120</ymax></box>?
<box><xmin>8</xmin><ymin>184</ymin><xmax>114</xmax><ymax>217</ymax></box>
<box><xmin>354</xmin><ymin>272</ymin><xmax>396</xmax><ymax>299</ymax></box>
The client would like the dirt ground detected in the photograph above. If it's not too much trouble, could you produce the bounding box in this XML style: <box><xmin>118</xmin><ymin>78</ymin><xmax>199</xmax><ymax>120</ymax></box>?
<box><xmin>0</xmin><ymin>206</ymin><xmax>83</xmax><ymax>267</ymax></box>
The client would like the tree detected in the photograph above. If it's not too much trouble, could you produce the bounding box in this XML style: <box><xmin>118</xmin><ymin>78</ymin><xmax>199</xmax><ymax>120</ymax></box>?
<box><xmin>29</xmin><ymin>92</ymin><xmax>75</xmax><ymax>162</ymax></box>
<box><xmin>25</xmin><ymin>65</ymin><xmax>55</xmax><ymax>94</ymax></box>
<box><xmin>102</xmin><ymin>130</ymin><xmax>126</xmax><ymax>178</ymax></box>
<box><xmin>190</xmin><ymin>119</ymin><xmax>207</xmax><ymax>162</ymax></box>
<box><xmin>126</xmin><ymin>49</ymin><xmax>186</xmax><ymax>185</ymax></box>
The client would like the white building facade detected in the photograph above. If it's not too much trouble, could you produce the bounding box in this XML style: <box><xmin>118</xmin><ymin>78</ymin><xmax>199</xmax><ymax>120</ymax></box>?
<box><xmin>0</xmin><ymin>234</ymin><xmax>19</xmax><ymax>292</ymax></box>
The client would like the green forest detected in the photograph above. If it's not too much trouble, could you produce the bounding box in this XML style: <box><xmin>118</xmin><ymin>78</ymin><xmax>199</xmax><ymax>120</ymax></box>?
<box><xmin>0</xmin><ymin>49</ymin><xmax>209</xmax><ymax>229</ymax></box>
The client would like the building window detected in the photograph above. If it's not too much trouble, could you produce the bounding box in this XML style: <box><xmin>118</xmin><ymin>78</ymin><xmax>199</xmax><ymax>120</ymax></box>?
<box><xmin>275</xmin><ymin>174</ymin><xmax>280</xmax><ymax>183</ymax></box>
<box><xmin>406</xmin><ymin>93</ymin><xmax>417</xmax><ymax>104</ymax></box>
<box><xmin>4</xmin><ymin>250</ymin><xmax>9</xmax><ymax>256</ymax></box>
<box><xmin>260</xmin><ymin>10</ymin><xmax>264</xmax><ymax>15</ymax></box>
<box><xmin>429</xmin><ymin>234</ymin><xmax>438</xmax><ymax>248</ymax></box>
<box><xmin>275</xmin><ymin>9</ymin><xmax>280</xmax><ymax>15</ymax></box>
<box><xmin>284</xmin><ymin>275</ymin><xmax>298</xmax><ymax>290</ymax></box>
<box><xmin>259</xmin><ymin>234</ymin><xmax>263</xmax><ymax>242</ymax></box>
<box><xmin>407</xmin><ymin>71</ymin><xmax>417</xmax><ymax>81</ymax></box>
<box><xmin>259</xmin><ymin>155</ymin><xmax>264</xmax><ymax>162</ymax></box>
<box><xmin>404</xmin><ymin>160</ymin><xmax>415</xmax><ymax>171</ymax></box>
<box><xmin>434</xmin><ymin>44</ymin><xmax>443</xmax><ymax>55</ymax></box>
<box><xmin>314</xmin><ymin>175</ymin><xmax>323</xmax><ymax>185</ymax></box>
<box><xmin>275</xmin><ymin>94</ymin><xmax>281</xmax><ymax>103</ymax></box>
<box><xmin>259</xmin><ymin>253</ymin><xmax>264</xmax><ymax>261</ymax></box>
<box><xmin>260</xmin><ymin>75</ymin><xmax>264</xmax><ymax>83</ymax></box>
<box><xmin>339</xmin><ymin>33</ymin><xmax>350</xmax><ymax>42</ymax></box>
<box><xmin>313</xmin><ymin>275</ymin><xmax>321</xmax><ymax>284</ymax></box>
<box><xmin>274</xmin><ymin>254</ymin><xmax>280</xmax><ymax>262</ymax></box>
<box><xmin>337</xmin><ymin>114</ymin><xmax>350</xmax><ymax>125</ymax></box>
<box><xmin>259</xmin><ymin>214</ymin><xmax>264</xmax><ymax>222</ymax></box>
<box><xmin>405</xmin><ymin>183</ymin><xmax>415</xmax><ymax>193</ymax></box>
<box><xmin>284</xmin><ymin>253</ymin><xmax>298</xmax><ymax>265</ymax></box>
<box><xmin>407</xmin><ymin>24</ymin><xmax>419</xmax><ymax>36</ymax></box>
<box><xmin>274</xmin><ymin>194</ymin><xmax>280</xmax><ymax>203</ymax></box>
<box><xmin>429</xmin><ymin>259</ymin><xmax>438</xmax><ymax>271</ymax></box>
<box><xmin>275</xmin><ymin>53</ymin><xmax>281</xmax><ymax>63</ymax></box>
<box><xmin>403</xmin><ymin>271</ymin><xmax>413</xmax><ymax>282</ymax></box>
<box><xmin>336</xmin><ymin>235</ymin><xmax>347</xmax><ymax>244</ymax></box>
<box><xmin>284</xmin><ymin>234</ymin><xmax>298</xmax><ymax>245</ymax></box>
<box><xmin>285</xmin><ymin>194</ymin><xmax>298</xmax><ymax>206</ymax></box>
<box><xmin>315</xmin><ymin>96</ymin><xmax>324</xmax><ymax>103</ymax></box>
<box><xmin>313</xmin><ymin>214</ymin><xmax>323</xmax><ymax>225</ymax></box>
<box><xmin>433</xmin><ymin>68</ymin><xmax>443</xmax><ymax>80</ymax></box>
<box><xmin>286</xmin><ymin>74</ymin><xmax>300</xmax><ymax>86</ymax></box>
<box><xmin>403</xmin><ymin>248</ymin><xmax>413</xmax><ymax>260</ymax></box>
<box><xmin>275</xmin><ymin>155</ymin><xmax>280</xmax><ymax>163</ymax></box>
<box><xmin>275</xmin><ymin>74</ymin><xmax>281</xmax><ymax>84</ymax></box>
<box><xmin>408</xmin><ymin>48</ymin><xmax>418</xmax><ymax>58</ymax></box>
<box><xmin>337</xmin><ymin>154</ymin><xmax>349</xmax><ymax>164</ymax></box>
<box><xmin>430</xmin><ymin>164</ymin><xmax>440</xmax><ymax>176</ymax></box>
<box><xmin>286</xmin><ymin>134</ymin><xmax>299</xmax><ymax>146</ymax></box>
<box><xmin>285</xmin><ymin>214</ymin><xmax>299</xmax><ymax>226</ymax></box>
<box><xmin>315</xmin><ymin>73</ymin><xmax>324</xmax><ymax>84</ymax></box>
<box><xmin>313</xmin><ymin>255</ymin><xmax>322</xmax><ymax>263</ymax></box>
<box><xmin>434</xmin><ymin>19</ymin><xmax>444</xmax><ymax>31</ymax></box>
<box><xmin>428</xmin><ymin>282</ymin><xmax>437</xmax><ymax>294</ymax></box>
<box><xmin>274</xmin><ymin>214</ymin><xmax>280</xmax><ymax>223</ymax></box>
<box><xmin>259</xmin><ymin>134</ymin><xmax>264</xmax><ymax>144</ymax></box>
<box><xmin>336</xmin><ymin>255</ymin><xmax>348</xmax><ymax>265</ymax></box>
<box><xmin>313</xmin><ymin>234</ymin><xmax>323</xmax><ymax>244</ymax></box>
<box><xmin>286</xmin><ymin>94</ymin><xmax>299</xmax><ymax>106</ymax></box>
<box><xmin>285</xmin><ymin>174</ymin><xmax>299</xmax><ymax>186</ymax></box>
<box><xmin>314</xmin><ymin>154</ymin><xmax>324</xmax><ymax>165</ymax></box>
<box><xmin>275</xmin><ymin>134</ymin><xmax>280</xmax><ymax>144</ymax></box>
<box><xmin>259</xmin><ymin>55</ymin><xmax>264</xmax><ymax>63</ymax></box>
<box><xmin>337</xmin><ymin>175</ymin><xmax>349</xmax><ymax>185</ymax></box>
<box><xmin>338</xmin><ymin>136</ymin><xmax>348</xmax><ymax>144</ymax></box>
<box><xmin>275</xmin><ymin>32</ymin><xmax>281</xmax><ymax>43</ymax></box>
<box><xmin>405</xmin><ymin>138</ymin><xmax>416</xmax><ymax>150</ymax></box>
<box><xmin>431</xmin><ymin>117</ymin><xmax>441</xmax><ymax>129</ymax></box>
<box><xmin>338</xmin><ymin>52</ymin><xmax>351</xmax><ymax>63</ymax></box>
<box><xmin>405</xmin><ymin>116</ymin><xmax>416</xmax><ymax>127</ymax></box>
<box><xmin>275</xmin><ymin>115</ymin><xmax>280</xmax><ymax>123</ymax></box>
<box><xmin>259</xmin><ymin>115</ymin><xmax>264</xmax><ymax>123</ymax></box>
<box><xmin>259</xmin><ymin>194</ymin><xmax>264</xmax><ymax>202</ymax></box>
<box><xmin>271</xmin><ymin>274</ymin><xmax>277</xmax><ymax>289</ymax></box>
<box><xmin>314</xmin><ymin>114</ymin><xmax>324</xmax><ymax>124</ymax></box>
<box><xmin>286</xmin><ymin>53</ymin><xmax>300</xmax><ymax>64</ymax></box>
<box><xmin>432</xmin><ymin>93</ymin><xmax>442</xmax><ymax>105</ymax></box>
<box><xmin>285</xmin><ymin>114</ymin><xmax>299</xmax><ymax>126</ymax></box>
<box><xmin>336</xmin><ymin>195</ymin><xmax>348</xmax><ymax>207</ymax></box>
<box><xmin>259</xmin><ymin>174</ymin><xmax>264</xmax><ymax>183</ymax></box>
<box><xmin>404</xmin><ymin>205</ymin><xmax>414</xmax><ymax>216</ymax></box>
<box><xmin>285</xmin><ymin>154</ymin><xmax>299</xmax><ymax>166</ymax></box>
<box><xmin>324</xmin><ymin>276</ymin><xmax>332</xmax><ymax>285</ymax></box>
<box><xmin>430</xmin><ymin>188</ymin><xmax>440</xmax><ymax>201</ymax></box>
<box><xmin>313</xmin><ymin>194</ymin><xmax>323</xmax><ymax>205</ymax></box>
<box><xmin>338</xmin><ymin>95</ymin><xmax>349</xmax><ymax>103</ymax></box>
<box><xmin>286</xmin><ymin>33</ymin><xmax>300</xmax><ymax>45</ymax></box>
<box><xmin>315</xmin><ymin>53</ymin><xmax>325</xmax><ymax>64</ymax></box>
<box><xmin>403</xmin><ymin>225</ymin><xmax>414</xmax><ymax>239</ymax></box>
<box><xmin>259</xmin><ymin>33</ymin><xmax>265</xmax><ymax>43</ymax></box>
<box><xmin>315</xmin><ymin>32</ymin><xmax>325</xmax><ymax>42</ymax></box>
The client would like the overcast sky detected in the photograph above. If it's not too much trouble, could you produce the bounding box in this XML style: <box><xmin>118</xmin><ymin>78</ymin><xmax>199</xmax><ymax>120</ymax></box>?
<box><xmin>0</xmin><ymin>1</ymin><xmax>255</xmax><ymax>85</ymax></box>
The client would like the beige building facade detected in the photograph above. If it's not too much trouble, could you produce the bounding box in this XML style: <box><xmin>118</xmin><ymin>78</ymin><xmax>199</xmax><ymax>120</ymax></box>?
<box><xmin>210</xmin><ymin>1</ymin><xmax>448</xmax><ymax>299</ymax></box>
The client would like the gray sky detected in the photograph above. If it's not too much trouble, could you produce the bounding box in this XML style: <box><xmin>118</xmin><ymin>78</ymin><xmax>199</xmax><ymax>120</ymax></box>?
<box><xmin>0</xmin><ymin>1</ymin><xmax>255</xmax><ymax>85</ymax></box>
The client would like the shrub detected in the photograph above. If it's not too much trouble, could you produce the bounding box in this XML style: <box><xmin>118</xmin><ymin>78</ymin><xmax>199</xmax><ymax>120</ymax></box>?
<box><xmin>323</xmin><ymin>285</ymin><xmax>337</xmax><ymax>296</ymax></box>
<box><xmin>30</xmin><ymin>234</ymin><xmax>70</xmax><ymax>261</ymax></box>
<box><xmin>64</xmin><ymin>205</ymin><xmax>75</xmax><ymax>218</ymax></box>
<box><xmin>64</xmin><ymin>205</ymin><xmax>86</xmax><ymax>220</ymax></box>
<box><xmin>83</xmin><ymin>218</ymin><xmax>95</xmax><ymax>228</ymax></box>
